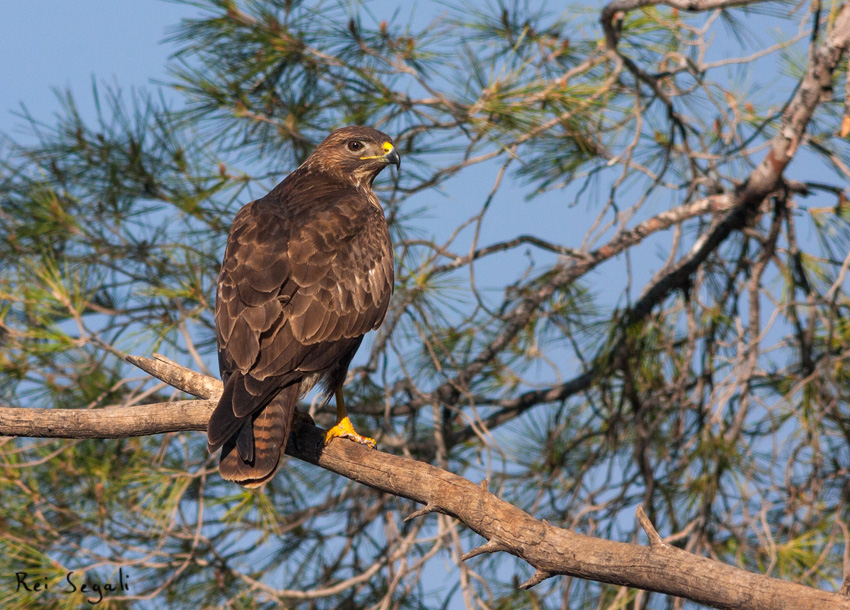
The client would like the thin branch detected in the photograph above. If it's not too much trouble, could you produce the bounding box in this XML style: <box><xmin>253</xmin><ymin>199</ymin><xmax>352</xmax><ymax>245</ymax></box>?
<box><xmin>636</xmin><ymin>506</ymin><xmax>665</xmax><ymax>548</ymax></box>
<box><xmin>461</xmin><ymin>539</ymin><xmax>509</xmax><ymax>562</ymax></box>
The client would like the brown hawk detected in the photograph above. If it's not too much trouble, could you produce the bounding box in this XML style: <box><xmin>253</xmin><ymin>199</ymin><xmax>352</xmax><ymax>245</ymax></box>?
<box><xmin>207</xmin><ymin>126</ymin><xmax>399</xmax><ymax>487</ymax></box>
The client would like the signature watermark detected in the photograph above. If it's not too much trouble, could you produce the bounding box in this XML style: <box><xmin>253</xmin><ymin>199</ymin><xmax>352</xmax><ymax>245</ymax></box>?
<box><xmin>14</xmin><ymin>569</ymin><xmax>130</xmax><ymax>605</ymax></box>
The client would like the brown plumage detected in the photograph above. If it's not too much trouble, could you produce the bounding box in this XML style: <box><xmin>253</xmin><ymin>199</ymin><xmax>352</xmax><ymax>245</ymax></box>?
<box><xmin>207</xmin><ymin>126</ymin><xmax>399</xmax><ymax>487</ymax></box>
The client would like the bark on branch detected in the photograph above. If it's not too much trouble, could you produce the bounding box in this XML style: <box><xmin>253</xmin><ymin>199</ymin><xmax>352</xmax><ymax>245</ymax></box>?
<box><xmin>0</xmin><ymin>354</ymin><xmax>849</xmax><ymax>610</ymax></box>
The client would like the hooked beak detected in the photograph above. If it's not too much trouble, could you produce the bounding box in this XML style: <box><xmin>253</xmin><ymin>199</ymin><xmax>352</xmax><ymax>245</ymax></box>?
<box><xmin>383</xmin><ymin>146</ymin><xmax>401</xmax><ymax>170</ymax></box>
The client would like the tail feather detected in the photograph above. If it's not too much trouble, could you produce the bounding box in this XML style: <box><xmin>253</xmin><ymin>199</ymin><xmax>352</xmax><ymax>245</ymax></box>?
<box><xmin>235</xmin><ymin>417</ymin><xmax>254</xmax><ymax>462</ymax></box>
<box><xmin>206</xmin><ymin>374</ymin><xmax>241</xmax><ymax>453</ymax></box>
<box><xmin>213</xmin><ymin>383</ymin><xmax>299</xmax><ymax>488</ymax></box>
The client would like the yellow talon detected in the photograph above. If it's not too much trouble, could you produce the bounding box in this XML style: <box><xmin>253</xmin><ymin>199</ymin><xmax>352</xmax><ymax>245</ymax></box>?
<box><xmin>324</xmin><ymin>416</ymin><xmax>376</xmax><ymax>448</ymax></box>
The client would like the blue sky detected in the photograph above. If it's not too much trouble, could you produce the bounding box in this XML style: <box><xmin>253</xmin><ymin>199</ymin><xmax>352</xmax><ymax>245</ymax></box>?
<box><xmin>1</xmin><ymin>1</ymin><xmax>191</xmax><ymax>137</ymax></box>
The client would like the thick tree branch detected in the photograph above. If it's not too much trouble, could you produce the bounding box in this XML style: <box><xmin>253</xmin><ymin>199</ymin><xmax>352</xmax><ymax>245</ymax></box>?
<box><xmin>0</xmin><ymin>399</ymin><xmax>213</xmax><ymax>439</ymax></box>
<box><xmin>1</xmin><ymin>355</ymin><xmax>849</xmax><ymax>610</ymax></box>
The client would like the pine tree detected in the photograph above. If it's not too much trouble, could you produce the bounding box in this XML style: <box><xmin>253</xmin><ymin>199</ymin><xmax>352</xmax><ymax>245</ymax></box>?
<box><xmin>2</xmin><ymin>1</ymin><xmax>850</xmax><ymax>608</ymax></box>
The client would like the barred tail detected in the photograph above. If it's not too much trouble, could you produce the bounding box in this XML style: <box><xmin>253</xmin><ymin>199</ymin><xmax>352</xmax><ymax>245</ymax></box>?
<box><xmin>209</xmin><ymin>381</ymin><xmax>299</xmax><ymax>488</ymax></box>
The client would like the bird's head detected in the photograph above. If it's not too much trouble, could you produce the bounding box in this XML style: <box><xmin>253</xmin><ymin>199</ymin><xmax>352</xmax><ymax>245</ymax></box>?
<box><xmin>306</xmin><ymin>126</ymin><xmax>400</xmax><ymax>188</ymax></box>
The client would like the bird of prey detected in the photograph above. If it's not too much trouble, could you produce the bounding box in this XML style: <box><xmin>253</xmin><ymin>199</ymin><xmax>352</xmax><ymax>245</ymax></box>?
<box><xmin>207</xmin><ymin>126</ymin><xmax>399</xmax><ymax>487</ymax></box>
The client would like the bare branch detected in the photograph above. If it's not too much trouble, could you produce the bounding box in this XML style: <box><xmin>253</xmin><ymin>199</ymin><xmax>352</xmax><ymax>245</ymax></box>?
<box><xmin>519</xmin><ymin>568</ymin><xmax>554</xmax><ymax>591</ymax></box>
<box><xmin>403</xmin><ymin>504</ymin><xmax>446</xmax><ymax>522</ymax></box>
<box><xmin>461</xmin><ymin>539</ymin><xmax>510</xmax><ymax>562</ymax></box>
<box><xmin>636</xmin><ymin>506</ymin><xmax>665</xmax><ymax>548</ymax></box>
<box><xmin>125</xmin><ymin>354</ymin><xmax>222</xmax><ymax>399</ymax></box>
<box><xmin>0</xmin><ymin>400</ymin><xmax>212</xmax><ymax>439</ymax></box>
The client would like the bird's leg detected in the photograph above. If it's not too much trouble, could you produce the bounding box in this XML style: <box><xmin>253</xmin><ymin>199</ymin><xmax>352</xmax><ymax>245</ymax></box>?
<box><xmin>290</xmin><ymin>409</ymin><xmax>316</xmax><ymax>453</ymax></box>
<box><xmin>323</xmin><ymin>388</ymin><xmax>376</xmax><ymax>448</ymax></box>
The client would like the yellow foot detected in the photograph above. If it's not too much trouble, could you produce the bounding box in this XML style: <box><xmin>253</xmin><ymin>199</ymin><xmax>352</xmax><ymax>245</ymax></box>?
<box><xmin>324</xmin><ymin>416</ymin><xmax>376</xmax><ymax>449</ymax></box>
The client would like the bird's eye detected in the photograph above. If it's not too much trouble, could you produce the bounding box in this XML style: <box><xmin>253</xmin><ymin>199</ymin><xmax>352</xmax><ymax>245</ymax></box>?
<box><xmin>347</xmin><ymin>141</ymin><xmax>363</xmax><ymax>152</ymax></box>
